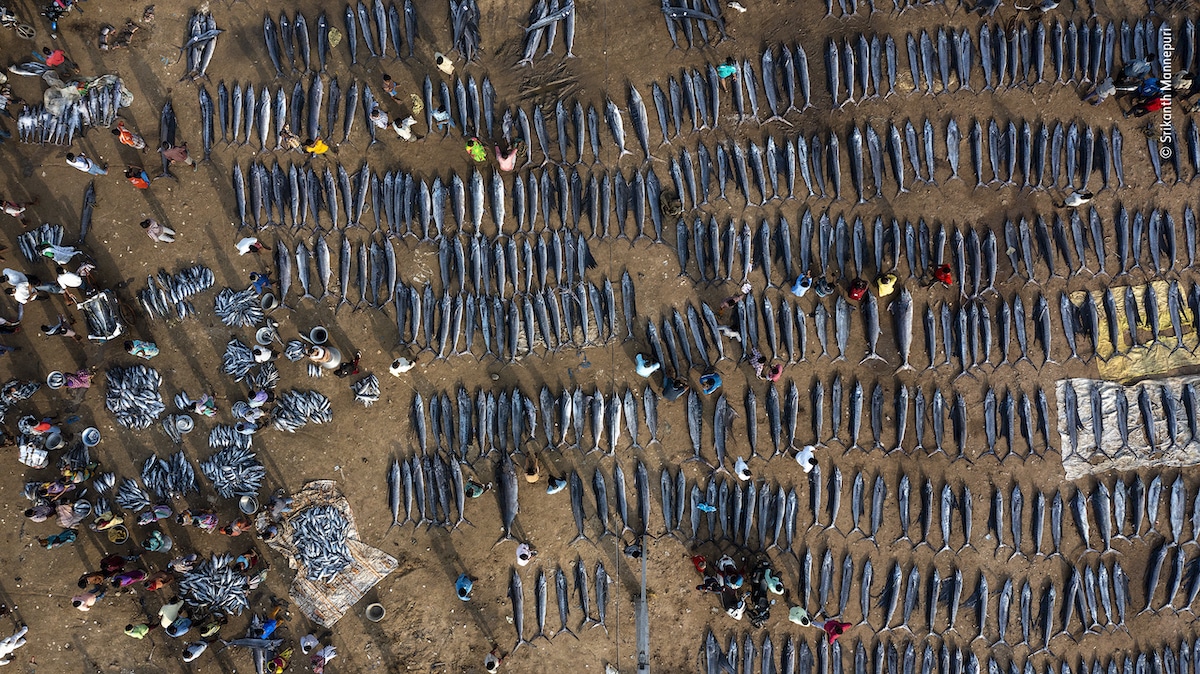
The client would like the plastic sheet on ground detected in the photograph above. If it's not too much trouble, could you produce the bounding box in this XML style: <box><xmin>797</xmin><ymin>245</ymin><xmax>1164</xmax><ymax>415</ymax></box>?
<box><xmin>259</xmin><ymin>480</ymin><xmax>396</xmax><ymax>628</ymax></box>
<box><xmin>1057</xmin><ymin>375</ymin><xmax>1200</xmax><ymax>480</ymax></box>
<box><xmin>1079</xmin><ymin>281</ymin><xmax>1200</xmax><ymax>381</ymax></box>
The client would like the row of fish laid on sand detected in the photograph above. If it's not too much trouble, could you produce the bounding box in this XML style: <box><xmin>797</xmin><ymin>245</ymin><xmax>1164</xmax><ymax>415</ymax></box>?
<box><xmin>701</xmin><ymin>631</ymin><xmax>1200</xmax><ymax>674</ymax></box>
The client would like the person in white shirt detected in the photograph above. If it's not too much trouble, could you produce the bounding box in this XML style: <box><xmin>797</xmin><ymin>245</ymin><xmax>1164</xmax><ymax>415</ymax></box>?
<box><xmin>236</xmin><ymin>237</ymin><xmax>268</xmax><ymax>255</ymax></box>
<box><xmin>65</xmin><ymin>152</ymin><xmax>107</xmax><ymax>175</ymax></box>
<box><xmin>1062</xmin><ymin>190</ymin><xmax>1093</xmax><ymax>208</ymax></box>
<box><xmin>392</xmin><ymin>116</ymin><xmax>417</xmax><ymax>141</ymax></box>
<box><xmin>794</xmin><ymin>445</ymin><xmax>818</xmax><ymax>473</ymax></box>
<box><xmin>369</xmin><ymin>106</ymin><xmax>389</xmax><ymax>130</ymax></box>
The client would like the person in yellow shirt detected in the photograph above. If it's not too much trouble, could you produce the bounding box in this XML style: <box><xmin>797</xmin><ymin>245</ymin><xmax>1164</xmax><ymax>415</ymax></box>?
<box><xmin>875</xmin><ymin>273</ymin><xmax>897</xmax><ymax>297</ymax></box>
<box><xmin>302</xmin><ymin>138</ymin><xmax>329</xmax><ymax>155</ymax></box>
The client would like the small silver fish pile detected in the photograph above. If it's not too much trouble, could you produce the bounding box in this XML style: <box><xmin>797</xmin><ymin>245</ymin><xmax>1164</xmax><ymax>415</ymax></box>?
<box><xmin>106</xmin><ymin>366</ymin><xmax>165</xmax><ymax>429</ymax></box>
<box><xmin>141</xmin><ymin>451</ymin><xmax>198</xmax><ymax>499</ymax></box>
<box><xmin>210</xmin><ymin>424</ymin><xmax>251</xmax><ymax>450</ymax></box>
<box><xmin>181</xmin><ymin>10</ymin><xmax>221</xmax><ymax>81</ymax></box>
<box><xmin>94</xmin><ymin>472</ymin><xmax>116</xmax><ymax>494</ymax></box>
<box><xmin>17</xmin><ymin>223</ymin><xmax>64</xmax><ymax>261</ymax></box>
<box><xmin>59</xmin><ymin>444</ymin><xmax>91</xmax><ymax>472</ymax></box>
<box><xmin>1</xmin><ymin>379</ymin><xmax>40</xmax><ymax>406</ymax></box>
<box><xmin>213</xmin><ymin>288</ymin><xmax>265</xmax><ymax>328</ymax></box>
<box><xmin>290</xmin><ymin>505</ymin><xmax>352</xmax><ymax>582</ymax></box>
<box><xmin>179</xmin><ymin>554</ymin><xmax>251</xmax><ymax>615</ymax></box>
<box><xmin>307</xmin><ymin>363</ymin><xmax>323</xmax><ymax>378</ymax></box>
<box><xmin>351</xmin><ymin>374</ymin><xmax>379</xmax><ymax>407</ymax></box>
<box><xmin>16</xmin><ymin>104</ymin><xmax>81</xmax><ymax>145</ymax></box>
<box><xmin>284</xmin><ymin>340</ymin><xmax>309</xmax><ymax>362</ymax></box>
<box><xmin>115</xmin><ymin>478</ymin><xmax>151</xmax><ymax>512</ymax></box>
<box><xmin>246</xmin><ymin>362</ymin><xmax>280</xmax><ymax>390</ymax></box>
<box><xmin>222</xmin><ymin>339</ymin><xmax>256</xmax><ymax>380</ymax></box>
<box><xmin>448</xmin><ymin>0</ymin><xmax>480</xmax><ymax>62</ymax></box>
<box><xmin>201</xmin><ymin>445</ymin><xmax>265</xmax><ymax>498</ymax></box>
<box><xmin>272</xmin><ymin>389</ymin><xmax>332</xmax><ymax>432</ymax></box>
<box><xmin>161</xmin><ymin>414</ymin><xmax>191</xmax><ymax>443</ymax></box>
<box><xmin>138</xmin><ymin>265</ymin><xmax>215</xmax><ymax>320</ymax></box>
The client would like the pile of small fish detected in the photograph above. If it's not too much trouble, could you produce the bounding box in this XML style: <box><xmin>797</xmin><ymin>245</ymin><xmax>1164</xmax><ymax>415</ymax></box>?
<box><xmin>386</xmin><ymin>451</ymin><xmax>469</xmax><ymax>530</ymax></box>
<box><xmin>271</xmin><ymin>389</ymin><xmax>333</xmax><ymax>432</ymax></box>
<box><xmin>0</xmin><ymin>379</ymin><xmax>40</xmax><ymax>424</ymax></box>
<box><xmin>284</xmin><ymin>339</ymin><xmax>309</xmax><ymax>361</ymax></box>
<box><xmin>351</xmin><ymin>374</ymin><xmax>379</xmax><ymax>406</ymax></box>
<box><xmin>201</xmin><ymin>445</ymin><xmax>266</xmax><ymax>498</ymax></box>
<box><xmin>161</xmin><ymin>414</ymin><xmax>192</xmax><ymax>443</ymax></box>
<box><xmin>115</xmin><ymin>477</ymin><xmax>152</xmax><ymax>512</ymax></box>
<box><xmin>519</xmin><ymin>0</ymin><xmax>575</xmax><ymax>64</ymax></box>
<box><xmin>222</xmin><ymin>339</ymin><xmax>256</xmax><ymax>380</ymax></box>
<box><xmin>507</xmin><ymin>560</ymin><xmax>610</xmax><ymax>651</ymax></box>
<box><xmin>659</xmin><ymin>0</ymin><xmax>728</xmax><ymax>50</ymax></box>
<box><xmin>141</xmin><ymin>451</ymin><xmax>198</xmax><ymax>499</ymax></box>
<box><xmin>106</xmin><ymin>366</ymin><xmax>165</xmax><ymax>429</ymax></box>
<box><xmin>178</xmin><ymin>554</ymin><xmax>251</xmax><ymax>615</ymax></box>
<box><xmin>246</xmin><ymin>362</ymin><xmax>280</xmax><ymax>390</ymax></box>
<box><xmin>290</xmin><ymin>505</ymin><xmax>352</xmax><ymax>582</ymax></box>
<box><xmin>137</xmin><ymin>265</ymin><xmax>215</xmax><ymax>320</ymax></box>
<box><xmin>447</xmin><ymin>0</ymin><xmax>480</xmax><ymax>62</ymax></box>
<box><xmin>213</xmin><ymin>287</ymin><xmax>265</xmax><ymax>327</ymax></box>
<box><xmin>181</xmin><ymin>10</ymin><xmax>221</xmax><ymax>81</ymax></box>
<box><xmin>1</xmin><ymin>380</ymin><xmax>40</xmax><ymax>406</ymax></box>
<box><xmin>16</xmin><ymin>223</ymin><xmax>64</xmax><ymax>261</ymax></box>
<box><xmin>210</xmin><ymin>424</ymin><xmax>253</xmax><ymax>451</ymax></box>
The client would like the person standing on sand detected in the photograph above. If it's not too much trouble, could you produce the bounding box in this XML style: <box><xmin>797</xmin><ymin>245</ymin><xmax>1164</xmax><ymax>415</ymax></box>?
<box><xmin>812</xmin><ymin>618</ymin><xmax>851</xmax><ymax>644</ymax></box>
<box><xmin>140</xmin><ymin>218</ymin><xmax>175</xmax><ymax>243</ymax></box>
<box><xmin>66</xmin><ymin>152</ymin><xmax>107</xmax><ymax>175</ymax></box>
<box><xmin>113</xmin><ymin>121</ymin><xmax>146</xmax><ymax>150</ymax></box>
<box><xmin>159</xmin><ymin>142</ymin><xmax>195</xmax><ymax>170</ymax></box>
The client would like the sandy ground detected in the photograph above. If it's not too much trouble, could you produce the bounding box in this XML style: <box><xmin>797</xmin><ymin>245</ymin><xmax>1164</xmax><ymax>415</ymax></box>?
<box><xmin>0</xmin><ymin>0</ymin><xmax>1194</xmax><ymax>672</ymax></box>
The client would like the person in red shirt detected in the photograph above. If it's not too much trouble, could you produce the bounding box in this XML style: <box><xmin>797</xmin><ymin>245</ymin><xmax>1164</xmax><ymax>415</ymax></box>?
<box><xmin>814</xmin><ymin>619</ymin><xmax>851</xmax><ymax>643</ymax></box>
<box><xmin>933</xmin><ymin>263</ymin><xmax>954</xmax><ymax>287</ymax></box>
<box><xmin>112</xmin><ymin>121</ymin><xmax>146</xmax><ymax>150</ymax></box>
<box><xmin>125</xmin><ymin>166</ymin><xmax>150</xmax><ymax>189</ymax></box>
<box><xmin>35</xmin><ymin>47</ymin><xmax>66</xmax><ymax>67</ymax></box>
<box><xmin>848</xmin><ymin>278</ymin><xmax>869</xmax><ymax>301</ymax></box>
<box><xmin>1127</xmin><ymin>97</ymin><xmax>1167</xmax><ymax>118</ymax></box>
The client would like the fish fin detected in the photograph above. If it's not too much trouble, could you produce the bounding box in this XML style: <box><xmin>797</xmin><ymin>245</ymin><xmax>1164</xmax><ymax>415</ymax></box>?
<box><xmin>570</xmin><ymin>534</ymin><xmax>591</xmax><ymax>545</ymax></box>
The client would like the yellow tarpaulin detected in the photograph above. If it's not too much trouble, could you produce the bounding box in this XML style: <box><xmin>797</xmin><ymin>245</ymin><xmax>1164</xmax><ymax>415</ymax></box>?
<box><xmin>1071</xmin><ymin>281</ymin><xmax>1199</xmax><ymax>381</ymax></box>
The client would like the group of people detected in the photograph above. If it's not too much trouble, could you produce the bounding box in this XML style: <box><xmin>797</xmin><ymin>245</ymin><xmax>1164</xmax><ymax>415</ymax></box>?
<box><xmin>1086</xmin><ymin>57</ymin><xmax>1198</xmax><ymax>118</ymax></box>
<box><xmin>690</xmin><ymin>552</ymin><xmax>851</xmax><ymax>641</ymax></box>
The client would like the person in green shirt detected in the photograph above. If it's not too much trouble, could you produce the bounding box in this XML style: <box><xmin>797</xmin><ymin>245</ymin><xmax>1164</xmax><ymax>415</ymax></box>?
<box><xmin>465</xmin><ymin>137</ymin><xmax>487</xmax><ymax>162</ymax></box>
<box><xmin>716</xmin><ymin>58</ymin><xmax>738</xmax><ymax>90</ymax></box>
<box><xmin>124</xmin><ymin>623</ymin><xmax>154</xmax><ymax>639</ymax></box>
